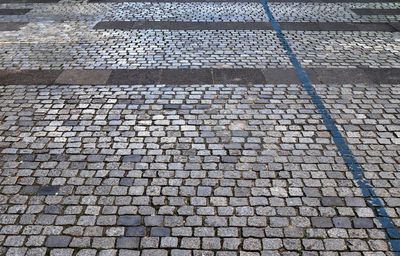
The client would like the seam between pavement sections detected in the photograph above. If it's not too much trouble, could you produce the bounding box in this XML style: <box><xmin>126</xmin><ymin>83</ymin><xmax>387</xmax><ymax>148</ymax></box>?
<box><xmin>259</xmin><ymin>0</ymin><xmax>400</xmax><ymax>253</ymax></box>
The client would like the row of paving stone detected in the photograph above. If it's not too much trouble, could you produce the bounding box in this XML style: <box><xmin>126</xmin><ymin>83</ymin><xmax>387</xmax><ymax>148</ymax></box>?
<box><xmin>0</xmin><ymin>29</ymin><xmax>399</xmax><ymax>69</ymax></box>
<box><xmin>1</xmin><ymin>2</ymin><xmax>400</xmax><ymax>23</ymax></box>
<box><xmin>1</xmin><ymin>68</ymin><xmax>400</xmax><ymax>85</ymax></box>
<box><xmin>0</xmin><ymin>0</ymin><xmax>399</xmax><ymax>69</ymax></box>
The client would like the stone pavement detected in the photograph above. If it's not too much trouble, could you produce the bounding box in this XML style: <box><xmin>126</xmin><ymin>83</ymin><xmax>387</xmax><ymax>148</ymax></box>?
<box><xmin>0</xmin><ymin>0</ymin><xmax>399</xmax><ymax>255</ymax></box>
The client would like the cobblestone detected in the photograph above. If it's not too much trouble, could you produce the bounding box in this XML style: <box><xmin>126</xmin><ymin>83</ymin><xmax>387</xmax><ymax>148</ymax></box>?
<box><xmin>0</xmin><ymin>0</ymin><xmax>399</xmax><ymax>255</ymax></box>
<box><xmin>0</xmin><ymin>82</ymin><xmax>398</xmax><ymax>254</ymax></box>
<box><xmin>0</xmin><ymin>2</ymin><xmax>399</xmax><ymax>69</ymax></box>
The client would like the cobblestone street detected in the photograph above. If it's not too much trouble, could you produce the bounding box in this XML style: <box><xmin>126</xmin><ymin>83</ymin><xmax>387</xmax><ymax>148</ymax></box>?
<box><xmin>0</xmin><ymin>0</ymin><xmax>399</xmax><ymax>255</ymax></box>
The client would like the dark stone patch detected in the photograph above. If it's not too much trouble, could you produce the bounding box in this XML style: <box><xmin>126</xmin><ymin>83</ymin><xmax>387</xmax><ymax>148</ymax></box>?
<box><xmin>311</xmin><ymin>217</ymin><xmax>333</xmax><ymax>228</ymax></box>
<box><xmin>122</xmin><ymin>155</ymin><xmax>142</xmax><ymax>162</ymax></box>
<box><xmin>354</xmin><ymin>23</ymin><xmax>397</xmax><ymax>32</ymax></box>
<box><xmin>390</xmin><ymin>22</ymin><xmax>400</xmax><ymax>32</ymax></box>
<box><xmin>45</xmin><ymin>236</ymin><xmax>72</xmax><ymax>247</ymax></box>
<box><xmin>126</xmin><ymin>226</ymin><xmax>146</xmax><ymax>237</ymax></box>
<box><xmin>221</xmin><ymin>156</ymin><xmax>238</xmax><ymax>163</ymax></box>
<box><xmin>279</xmin><ymin>22</ymin><xmax>396</xmax><ymax>32</ymax></box>
<box><xmin>49</xmin><ymin>154</ymin><xmax>69</xmax><ymax>161</ymax></box>
<box><xmin>43</xmin><ymin>205</ymin><xmax>63</xmax><ymax>214</ymax></box>
<box><xmin>362</xmin><ymin>68</ymin><xmax>400</xmax><ymax>84</ymax></box>
<box><xmin>55</xmin><ymin>70</ymin><xmax>111</xmax><ymax>85</ymax></box>
<box><xmin>63</xmin><ymin>120</ymin><xmax>79</xmax><ymax>126</ymax></box>
<box><xmin>308</xmin><ymin>68</ymin><xmax>373</xmax><ymax>84</ymax></box>
<box><xmin>120</xmin><ymin>178</ymin><xmax>134</xmax><ymax>186</ymax></box>
<box><xmin>320</xmin><ymin>22</ymin><xmax>395</xmax><ymax>32</ymax></box>
<box><xmin>94</xmin><ymin>21</ymin><xmax>273</xmax><ymax>30</ymax></box>
<box><xmin>108</xmin><ymin>69</ymin><xmax>161</xmax><ymax>85</ymax></box>
<box><xmin>150</xmin><ymin>227</ymin><xmax>171</xmax><ymax>237</ymax></box>
<box><xmin>1</xmin><ymin>68</ymin><xmax>398</xmax><ymax>86</ymax></box>
<box><xmin>0</xmin><ymin>22</ymin><xmax>29</xmax><ymax>31</ymax></box>
<box><xmin>0</xmin><ymin>9</ymin><xmax>31</xmax><ymax>15</ymax></box>
<box><xmin>20</xmin><ymin>185</ymin><xmax>40</xmax><ymax>195</ymax></box>
<box><xmin>116</xmin><ymin>237</ymin><xmax>140</xmax><ymax>249</ymax></box>
<box><xmin>118</xmin><ymin>216</ymin><xmax>142</xmax><ymax>226</ymax></box>
<box><xmin>213</xmin><ymin>68</ymin><xmax>266</xmax><ymax>85</ymax></box>
<box><xmin>279</xmin><ymin>22</ymin><xmax>321</xmax><ymax>31</ymax></box>
<box><xmin>303</xmin><ymin>188</ymin><xmax>321</xmax><ymax>197</ymax></box>
<box><xmin>0</xmin><ymin>70</ymin><xmax>61</xmax><ymax>85</ymax></box>
<box><xmin>160</xmin><ymin>69</ymin><xmax>213</xmax><ymax>85</ymax></box>
<box><xmin>352</xmin><ymin>8</ymin><xmax>400</xmax><ymax>16</ymax></box>
<box><xmin>321</xmin><ymin>197</ymin><xmax>345</xmax><ymax>206</ymax></box>
<box><xmin>261</xmin><ymin>68</ymin><xmax>298</xmax><ymax>84</ymax></box>
<box><xmin>37</xmin><ymin>185</ymin><xmax>61</xmax><ymax>196</ymax></box>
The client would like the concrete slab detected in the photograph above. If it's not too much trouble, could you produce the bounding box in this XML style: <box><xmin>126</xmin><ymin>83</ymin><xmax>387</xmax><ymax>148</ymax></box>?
<box><xmin>55</xmin><ymin>70</ymin><xmax>112</xmax><ymax>85</ymax></box>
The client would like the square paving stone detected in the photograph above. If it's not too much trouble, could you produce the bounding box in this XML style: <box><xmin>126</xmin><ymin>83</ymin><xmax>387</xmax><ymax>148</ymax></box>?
<box><xmin>321</xmin><ymin>197</ymin><xmax>344</xmax><ymax>207</ymax></box>
<box><xmin>44</xmin><ymin>205</ymin><xmax>63</xmax><ymax>214</ymax></box>
<box><xmin>141</xmin><ymin>249</ymin><xmax>167</xmax><ymax>256</ymax></box>
<box><xmin>45</xmin><ymin>236</ymin><xmax>72</xmax><ymax>247</ymax></box>
<box><xmin>311</xmin><ymin>217</ymin><xmax>333</xmax><ymax>228</ymax></box>
<box><xmin>144</xmin><ymin>216</ymin><xmax>164</xmax><ymax>226</ymax></box>
<box><xmin>332</xmin><ymin>217</ymin><xmax>352</xmax><ymax>228</ymax></box>
<box><xmin>117</xmin><ymin>216</ymin><xmax>142</xmax><ymax>226</ymax></box>
<box><xmin>120</xmin><ymin>178</ymin><xmax>134</xmax><ymax>186</ymax></box>
<box><xmin>126</xmin><ymin>226</ymin><xmax>146</xmax><ymax>237</ymax></box>
<box><xmin>122</xmin><ymin>155</ymin><xmax>142</xmax><ymax>162</ymax></box>
<box><xmin>150</xmin><ymin>227</ymin><xmax>171</xmax><ymax>237</ymax></box>
<box><xmin>37</xmin><ymin>185</ymin><xmax>61</xmax><ymax>195</ymax></box>
<box><xmin>55</xmin><ymin>70</ymin><xmax>111</xmax><ymax>85</ymax></box>
<box><xmin>116</xmin><ymin>237</ymin><xmax>140</xmax><ymax>249</ymax></box>
<box><xmin>20</xmin><ymin>185</ymin><xmax>40</xmax><ymax>195</ymax></box>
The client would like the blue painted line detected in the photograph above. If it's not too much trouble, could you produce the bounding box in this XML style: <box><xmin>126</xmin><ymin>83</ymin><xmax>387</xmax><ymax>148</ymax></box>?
<box><xmin>259</xmin><ymin>0</ymin><xmax>400</xmax><ymax>253</ymax></box>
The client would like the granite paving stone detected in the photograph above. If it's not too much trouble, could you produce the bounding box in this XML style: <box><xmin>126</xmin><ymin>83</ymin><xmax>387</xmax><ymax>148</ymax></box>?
<box><xmin>0</xmin><ymin>0</ymin><xmax>399</xmax><ymax>255</ymax></box>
